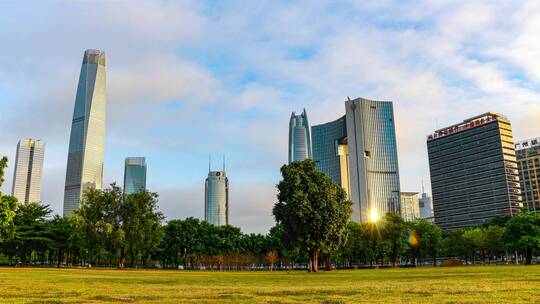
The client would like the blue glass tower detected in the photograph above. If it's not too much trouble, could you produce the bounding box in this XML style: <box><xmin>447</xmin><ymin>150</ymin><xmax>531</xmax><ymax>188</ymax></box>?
<box><xmin>63</xmin><ymin>49</ymin><xmax>106</xmax><ymax>216</ymax></box>
<box><xmin>123</xmin><ymin>157</ymin><xmax>147</xmax><ymax>194</ymax></box>
<box><xmin>288</xmin><ymin>109</ymin><xmax>312</xmax><ymax>163</ymax></box>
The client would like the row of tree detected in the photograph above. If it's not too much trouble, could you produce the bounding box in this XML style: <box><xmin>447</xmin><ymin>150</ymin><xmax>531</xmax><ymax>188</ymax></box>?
<box><xmin>1</xmin><ymin>158</ymin><xmax>539</xmax><ymax>270</ymax></box>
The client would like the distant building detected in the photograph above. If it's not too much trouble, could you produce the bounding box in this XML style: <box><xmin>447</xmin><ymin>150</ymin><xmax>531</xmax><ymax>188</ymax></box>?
<box><xmin>312</xmin><ymin>97</ymin><xmax>401</xmax><ymax>223</ymax></box>
<box><xmin>515</xmin><ymin>138</ymin><xmax>540</xmax><ymax>212</ymax></box>
<box><xmin>418</xmin><ymin>192</ymin><xmax>434</xmax><ymax>219</ymax></box>
<box><xmin>400</xmin><ymin>192</ymin><xmax>420</xmax><ymax>222</ymax></box>
<box><xmin>288</xmin><ymin>109</ymin><xmax>312</xmax><ymax>163</ymax></box>
<box><xmin>123</xmin><ymin>157</ymin><xmax>147</xmax><ymax>194</ymax></box>
<box><xmin>205</xmin><ymin>161</ymin><xmax>229</xmax><ymax>226</ymax></box>
<box><xmin>427</xmin><ymin>112</ymin><xmax>522</xmax><ymax>229</ymax></box>
<box><xmin>11</xmin><ymin>139</ymin><xmax>45</xmax><ymax>204</ymax></box>
<box><xmin>64</xmin><ymin>49</ymin><xmax>107</xmax><ymax>216</ymax></box>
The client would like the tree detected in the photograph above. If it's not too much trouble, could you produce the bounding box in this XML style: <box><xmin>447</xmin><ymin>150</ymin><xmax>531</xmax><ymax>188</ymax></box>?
<box><xmin>265</xmin><ymin>251</ymin><xmax>278</xmax><ymax>271</ymax></box>
<box><xmin>503</xmin><ymin>212</ymin><xmax>540</xmax><ymax>265</ymax></box>
<box><xmin>484</xmin><ymin>225</ymin><xmax>505</xmax><ymax>262</ymax></box>
<box><xmin>0</xmin><ymin>156</ymin><xmax>18</xmax><ymax>243</ymax></box>
<box><xmin>9</xmin><ymin>203</ymin><xmax>52</xmax><ymax>265</ymax></box>
<box><xmin>273</xmin><ymin>160</ymin><xmax>352</xmax><ymax>272</ymax></box>
<box><xmin>441</xmin><ymin>229</ymin><xmax>467</xmax><ymax>260</ymax></box>
<box><xmin>381</xmin><ymin>213</ymin><xmax>407</xmax><ymax>268</ymax></box>
<box><xmin>423</xmin><ymin>221</ymin><xmax>442</xmax><ymax>266</ymax></box>
<box><xmin>75</xmin><ymin>184</ymin><xmax>164</xmax><ymax>269</ymax></box>
<box><xmin>463</xmin><ymin>227</ymin><xmax>485</xmax><ymax>264</ymax></box>
<box><xmin>47</xmin><ymin>215</ymin><xmax>75</xmax><ymax>267</ymax></box>
<box><xmin>122</xmin><ymin>191</ymin><xmax>164</xmax><ymax>266</ymax></box>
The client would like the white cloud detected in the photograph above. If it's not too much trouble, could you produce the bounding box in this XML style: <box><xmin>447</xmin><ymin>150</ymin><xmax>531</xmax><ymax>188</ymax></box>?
<box><xmin>1</xmin><ymin>0</ymin><xmax>540</xmax><ymax>232</ymax></box>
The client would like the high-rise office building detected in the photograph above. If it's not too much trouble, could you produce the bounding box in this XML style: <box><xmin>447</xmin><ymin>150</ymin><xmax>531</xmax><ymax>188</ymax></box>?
<box><xmin>123</xmin><ymin>157</ymin><xmax>147</xmax><ymax>195</ymax></box>
<box><xmin>427</xmin><ymin>113</ymin><xmax>522</xmax><ymax>229</ymax></box>
<box><xmin>419</xmin><ymin>192</ymin><xmax>434</xmax><ymax>219</ymax></box>
<box><xmin>63</xmin><ymin>49</ymin><xmax>107</xmax><ymax>216</ymax></box>
<box><xmin>312</xmin><ymin>97</ymin><xmax>401</xmax><ymax>223</ymax></box>
<box><xmin>205</xmin><ymin>161</ymin><xmax>229</xmax><ymax>226</ymax></box>
<box><xmin>311</xmin><ymin>116</ymin><xmax>350</xmax><ymax>197</ymax></box>
<box><xmin>11</xmin><ymin>139</ymin><xmax>45</xmax><ymax>204</ymax></box>
<box><xmin>515</xmin><ymin>138</ymin><xmax>540</xmax><ymax>212</ymax></box>
<box><xmin>288</xmin><ymin>109</ymin><xmax>312</xmax><ymax>163</ymax></box>
<box><xmin>400</xmin><ymin>192</ymin><xmax>420</xmax><ymax>222</ymax></box>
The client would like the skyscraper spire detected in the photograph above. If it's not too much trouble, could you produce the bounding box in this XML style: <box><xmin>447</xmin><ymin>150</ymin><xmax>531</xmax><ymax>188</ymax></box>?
<box><xmin>223</xmin><ymin>155</ymin><xmax>226</xmax><ymax>172</ymax></box>
<box><xmin>209</xmin><ymin>154</ymin><xmax>211</xmax><ymax>173</ymax></box>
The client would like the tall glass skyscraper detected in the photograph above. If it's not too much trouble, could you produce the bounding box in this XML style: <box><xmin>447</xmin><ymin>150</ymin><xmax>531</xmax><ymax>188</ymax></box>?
<box><xmin>11</xmin><ymin>139</ymin><xmax>45</xmax><ymax>204</ymax></box>
<box><xmin>123</xmin><ymin>157</ymin><xmax>147</xmax><ymax>195</ymax></box>
<box><xmin>312</xmin><ymin>97</ymin><xmax>401</xmax><ymax>223</ymax></box>
<box><xmin>205</xmin><ymin>165</ymin><xmax>229</xmax><ymax>226</ymax></box>
<box><xmin>346</xmin><ymin>98</ymin><xmax>401</xmax><ymax>222</ymax></box>
<box><xmin>63</xmin><ymin>49</ymin><xmax>107</xmax><ymax>216</ymax></box>
<box><xmin>288</xmin><ymin>109</ymin><xmax>312</xmax><ymax>163</ymax></box>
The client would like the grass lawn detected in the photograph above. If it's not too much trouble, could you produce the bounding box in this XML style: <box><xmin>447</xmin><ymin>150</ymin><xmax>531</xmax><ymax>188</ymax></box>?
<box><xmin>0</xmin><ymin>266</ymin><xmax>539</xmax><ymax>303</ymax></box>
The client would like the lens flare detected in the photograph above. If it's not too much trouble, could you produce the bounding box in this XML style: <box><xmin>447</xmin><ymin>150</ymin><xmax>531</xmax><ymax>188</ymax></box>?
<box><xmin>408</xmin><ymin>230</ymin><xmax>419</xmax><ymax>247</ymax></box>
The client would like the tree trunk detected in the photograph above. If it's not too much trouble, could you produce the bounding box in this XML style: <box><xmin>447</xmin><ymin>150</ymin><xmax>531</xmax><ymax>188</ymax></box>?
<box><xmin>313</xmin><ymin>251</ymin><xmax>319</xmax><ymax>272</ymax></box>
<box><xmin>308</xmin><ymin>251</ymin><xmax>313</xmax><ymax>272</ymax></box>
<box><xmin>525</xmin><ymin>246</ymin><xmax>533</xmax><ymax>265</ymax></box>
<box><xmin>130</xmin><ymin>251</ymin><xmax>135</xmax><ymax>268</ymax></box>
<box><xmin>324</xmin><ymin>254</ymin><xmax>331</xmax><ymax>271</ymax></box>
<box><xmin>118</xmin><ymin>248</ymin><xmax>126</xmax><ymax>269</ymax></box>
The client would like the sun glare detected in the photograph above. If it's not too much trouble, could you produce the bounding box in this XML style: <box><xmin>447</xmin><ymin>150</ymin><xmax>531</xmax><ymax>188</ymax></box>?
<box><xmin>369</xmin><ymin>207</ymin><xmax>379</xmax><ymax>223</ymax></box>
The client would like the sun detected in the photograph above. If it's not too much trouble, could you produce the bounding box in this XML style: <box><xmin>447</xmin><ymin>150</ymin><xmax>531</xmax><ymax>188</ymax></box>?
<box><xmin>369</xmin><ymin>207</ymin><xmax>379</xmax><ymax>223</ymax></box>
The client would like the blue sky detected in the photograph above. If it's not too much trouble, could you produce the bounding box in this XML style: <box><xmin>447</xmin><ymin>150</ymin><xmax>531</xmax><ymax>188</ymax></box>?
<box><xmin>1</xmin><ymin>0</ymin><xmax>539</xmax><ymax>233</ymax></box>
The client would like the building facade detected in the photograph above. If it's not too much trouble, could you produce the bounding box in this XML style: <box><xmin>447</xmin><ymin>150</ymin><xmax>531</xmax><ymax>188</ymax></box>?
<box><xmin>288</xmin><ymin>109</ymin><xmax>312</xmax><ymax>163</ymax></box>
<box><xmin>345</xmin><ymin>98</ymin><xmax>401</xmax><ymax>222</ymax></box>
<box><xmin>63</xmin><ymin>49</ymin><xmax>107</xmax><ymax>216</ymax></box>
<box><xmin>400</xmin><ymin>192</ymin><xmax>420</xmax><ymax>222</ymax></box>
<box><xmin>311</xmin><ymin>116</ymin><xmax>349</xmax><ymax>196</ymax></box>
<box><xmin>419</xmin><ymin>192</ymin><xmax>434</xmax><ymax>219</ymax></box>
<box><xmin>311</xmin><ymin>97</ymin><xmax>401</xmax><ymax>223</ymax></box>
<box><xmin>11</xmin><ymin>139</ymin><xmax>45</xmax><ymax>204</ymax></box>
<box><xmin>427</xmin><ymin>113</ymin><xmax>522</xmax><ymax>229</ymax></box>
<box><xmin>123</xmin><ymin>157</ymin><xmax>147</xmax><ymax>195</ymax></box>
<box><xmin>515</xmin><ymin>138</ymin><xmax>540</xmax><ymax>212</ymax></box>
<box><xmin>205</xmin><ymin>169</ymin><xmax>229</xmax><ymax>226</ymax></box>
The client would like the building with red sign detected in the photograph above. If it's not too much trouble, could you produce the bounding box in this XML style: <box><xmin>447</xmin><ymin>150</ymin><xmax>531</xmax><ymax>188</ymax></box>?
<box><xmin>205</xmin><ymin>160</ymin><xmax>229</xmax><ymax>226</ymax></box>
<box><xmin>427</xmin><ymin>112</ymin><xmax>523</xmax><ymax>229</ymax></box>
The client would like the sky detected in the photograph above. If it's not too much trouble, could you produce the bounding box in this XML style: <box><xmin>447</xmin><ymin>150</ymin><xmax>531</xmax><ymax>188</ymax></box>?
<box><xmin>0</xmin><ymin>0</ymin><xmax>539</xmax><ymax>234</ymax></box>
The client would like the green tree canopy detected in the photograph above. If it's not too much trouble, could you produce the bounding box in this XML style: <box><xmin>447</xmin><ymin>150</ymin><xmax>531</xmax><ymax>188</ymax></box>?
<box><xmin>503</xmin><ymin>212</ymin><xmax>540</xmax><ymax>265</ymax></box>
<box><xmin>0</xmin><ymin>156</ymin><xmax>18</xmax><ymax>243</ymax></box>
<box><xmin>381</xmin><ymin>213</ymin><xmax>407</xmax><ymax>268</ymax></box>
<box><xmin>273</xmin><ymin>160</ymin><xmax>352</xmax><ymax>272</ymax></box>
<box><xmin>75</xmin><ymin>184</ymin><xmax>164</xmax><ymax>268</ymax></box>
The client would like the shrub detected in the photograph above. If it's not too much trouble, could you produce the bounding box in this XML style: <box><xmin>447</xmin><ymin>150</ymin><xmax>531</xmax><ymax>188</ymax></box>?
<box><xmin>441</xmin><ymin>259</ymin><xmax>463</xmax><ymax>267</ymax></box>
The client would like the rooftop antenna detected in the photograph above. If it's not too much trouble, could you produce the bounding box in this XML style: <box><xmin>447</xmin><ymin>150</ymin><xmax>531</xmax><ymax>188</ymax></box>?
<box><xmin>208</xmin><ymin>154</ymin><xmax>211</xmax><ymax>173</ymax></box>
<box><xmin>222</xmin><ymin>155</ymin><xmax>226</xmax><ymax>172</ymax></box>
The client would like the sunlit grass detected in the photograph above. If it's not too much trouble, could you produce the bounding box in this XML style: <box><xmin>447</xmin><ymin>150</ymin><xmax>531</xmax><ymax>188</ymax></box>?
<box><xmin>0</xmin><ymin>266</ymin><xmax>539</xmax><ymax>303</ymax></box>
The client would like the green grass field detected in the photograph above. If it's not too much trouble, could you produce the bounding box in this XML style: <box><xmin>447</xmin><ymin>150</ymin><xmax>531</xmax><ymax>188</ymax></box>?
<box><xmin>0</xmin><ymin>266</ymin><xmax>539</xmax><ymax>303</ymax></box>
